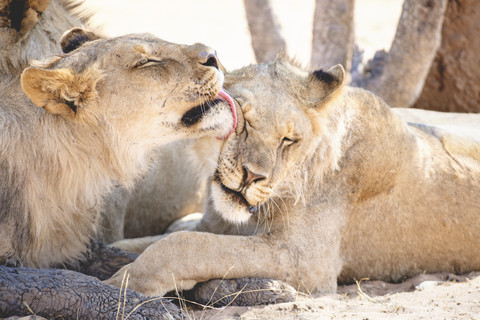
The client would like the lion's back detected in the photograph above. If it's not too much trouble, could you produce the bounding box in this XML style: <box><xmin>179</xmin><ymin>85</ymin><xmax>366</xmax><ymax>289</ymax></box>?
<box><xmin>394</xmin><ymin>107</ymin><xmax>480</xmax><ymax>164</ymax></box>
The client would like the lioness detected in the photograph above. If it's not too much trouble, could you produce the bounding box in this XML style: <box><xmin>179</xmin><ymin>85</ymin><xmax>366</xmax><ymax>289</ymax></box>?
<box><xmin>0</xmin><ymin>27</ymin><xmax>236</xmax><ymax>318</ymax></box>
<box><xmin>107</xmin><ymin>56</ymin><xmax>480</xmax><ymax>297</ymax></box>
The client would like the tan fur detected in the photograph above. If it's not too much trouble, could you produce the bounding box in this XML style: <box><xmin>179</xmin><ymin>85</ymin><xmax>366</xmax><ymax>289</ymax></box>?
<box><xmin>0</xmin><ymin>28</ymin><xmax>235</xmax><ymax>268</ymax></box>
<box><xmin>107</xmin><ymin>58</ymin><xmax>480</xmax><ymax>297</ymax></box>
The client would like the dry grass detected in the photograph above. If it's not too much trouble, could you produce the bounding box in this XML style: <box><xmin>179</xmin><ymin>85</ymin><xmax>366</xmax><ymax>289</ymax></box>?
<box><xmin>113</xmin><ymin>268</ymin><xmax>299</xmax><ymax>320</ymax></box>
<box><xmin>355</xmin><ymin>277</ymin><xmax>376</xmax><ymax>302</ymax></box>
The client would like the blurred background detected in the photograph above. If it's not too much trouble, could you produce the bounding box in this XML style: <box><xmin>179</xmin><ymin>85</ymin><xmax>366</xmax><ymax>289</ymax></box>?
<box><xmin>82</xmin><ymin>0</ymin><xmax>403</xmax><ymax>70</ymax></box>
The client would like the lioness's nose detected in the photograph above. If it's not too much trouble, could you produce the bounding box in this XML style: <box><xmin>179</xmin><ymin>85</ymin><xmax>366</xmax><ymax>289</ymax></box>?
<box><xmin>200</xmin><ymin>52</ymin><xmax>218</xmax><ymax>70</ymax></box>
<box><xmin>243</xmin><ymin>166</ymin><xmax>266</xmax><ymax>186</ymax></box>
<box><xmin>192</xmin><ymin>43</ymin><xmax>220</xmax><ymax>70</ymax></box>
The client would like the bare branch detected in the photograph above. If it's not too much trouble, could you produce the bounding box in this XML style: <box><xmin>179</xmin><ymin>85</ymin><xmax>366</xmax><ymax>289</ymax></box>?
<box><xmin>244</xmin><ymin>0</ymin><xmax>286</xmax><ymax>63</ymax></box>
<box><xmin>352</xmin><ymin>0</ymin><xmax>448</xmax><ymax>108</ymax></box>
<box><xmin>311</xmin><ymin>0</ymin><xmax>355</xmax><ymax>71</ymax></box>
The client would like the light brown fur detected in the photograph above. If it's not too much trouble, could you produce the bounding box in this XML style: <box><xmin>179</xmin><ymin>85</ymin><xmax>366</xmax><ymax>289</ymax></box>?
<box><xmin>107</xmin><ymin>58</ymin><xmax>480</xmax><ymax>296</ymax></box>
<box><xmin>0</xmin><ymin>28</ymin><xmax>235</xmax><ymax>268</ymax></box>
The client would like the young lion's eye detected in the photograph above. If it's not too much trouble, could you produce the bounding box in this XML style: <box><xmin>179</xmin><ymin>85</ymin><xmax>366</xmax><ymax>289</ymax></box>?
<box><xmin>133</xmin><ymin>58</ymin><xmax>163</xmax><ymax>69</ymax></box>
<box><xmin>282</xmin><ymin>137</ymin><xmax>298</xmax><ymax>146</ymax></box>
<box><xmin>133</xmin><ymin>58</ymin><xmax>148</xmax><ymax>68</ymax></box>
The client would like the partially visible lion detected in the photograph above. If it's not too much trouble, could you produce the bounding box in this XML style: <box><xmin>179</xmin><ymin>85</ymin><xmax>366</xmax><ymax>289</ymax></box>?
<box><xmin>107</xmin><ymin>56</ymin><xmax>480</xmax><ymax>298</ymax></box>
<box><xmin>0</xmin><ymin>26</ymin><xmax>236</xmax><ymax>318</ymax></box>
<box><xmin>0</xmin><ymin>0</ymin><xmax>87</xmax><ymax>75</ymax></box>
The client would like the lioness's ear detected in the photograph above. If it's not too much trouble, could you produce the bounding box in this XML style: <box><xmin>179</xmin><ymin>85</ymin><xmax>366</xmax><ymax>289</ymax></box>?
<box><xmin>307</xmin><ymin>64</ymin><xmax>345</xmax><ymax>105</ymax></box>
<box><xmin>60</xmin><ymin>27</ymin><xmax>102</xmax><ymax>53</ymax></box>
<box><xmin>21</xmin><ymin>67</ymin><xmax>100</xmax><ymax>119</ymax></box>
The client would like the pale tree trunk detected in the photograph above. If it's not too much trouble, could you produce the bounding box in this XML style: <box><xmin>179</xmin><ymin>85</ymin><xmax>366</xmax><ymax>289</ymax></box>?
<box><xmin>243</xmin><ymin>0</ymin><xmax>286</xmax><ymax>63</ymax></box>
<box><xmin>352</xmin><ymin>0</ymin><xmax>448</xmax><ymax>108</ymax></box>
<box><xmin>311</xmin><ymin>0</ymin><xmax>355</xmax><ymax>72</ymax></box>
<box><xmin>413</xmin><ymin>0</ymin><xmax>480</xmax><ymax>113</ymax></box>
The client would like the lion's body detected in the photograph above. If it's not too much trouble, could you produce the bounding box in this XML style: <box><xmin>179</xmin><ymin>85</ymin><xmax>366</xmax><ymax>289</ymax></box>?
<box><xmin>108</xmin><ymin>58</ymin><xmax>480</xmax><ymax>296</ymax></box>
<box><xmin>339</xmin><ymin>106</ymin><xmax>480</xmax><ymax>282</ymax></box>
<box><xmin>0</xmin><ymin>79</ymin><xmax>89</xmax><ymax>268</ymax></box>
<box><xmin>0</xmin><ymin>27</ymin><xmax>235</xmax><ymax>269</ymax></box>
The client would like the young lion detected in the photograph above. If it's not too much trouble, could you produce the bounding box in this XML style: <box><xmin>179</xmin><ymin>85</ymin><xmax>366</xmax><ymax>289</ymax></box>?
<box><xmin>107</xmin><ymin>57</ymin><xmax>480</xmax><ymax>298</ymax></box>
<box><xmin>0</xmin><ymin>28</ymin><xmax>236</xmax><ymax>318</ymax></box>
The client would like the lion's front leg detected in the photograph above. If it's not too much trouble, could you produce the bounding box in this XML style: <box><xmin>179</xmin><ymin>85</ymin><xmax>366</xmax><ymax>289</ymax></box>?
<box><xmin>105</xmin><ymin>231</ymin><xmax>293</xmax><ymax>297</ymax></box>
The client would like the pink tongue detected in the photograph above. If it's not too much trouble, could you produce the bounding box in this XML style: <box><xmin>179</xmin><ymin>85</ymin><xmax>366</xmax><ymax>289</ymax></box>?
<box><xmin>216</xmin><ymin>90</ymin><xmax>238</xmax><ymax>140</ymax></box>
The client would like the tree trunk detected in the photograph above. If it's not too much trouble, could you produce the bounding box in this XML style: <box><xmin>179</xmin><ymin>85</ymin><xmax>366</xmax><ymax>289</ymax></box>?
<box><xmin>311</xmin><ymin>0</ymin><xmax>355</xmax><ymax>72</ymax></box>
<box><xmin>352</xmin><ymin>0</ymin><xmax>448</xmax><ymax>108</ymax></box>
<box><xmin>0</xmin><ymin>266</ymin><xmax>180</xmax><ymax>319</ymax></box>
<box><xmin>243</xmin><ymin>0</ymin><xmax>286</xmax><ymax>63</ymax></box>
<box><xmin>413</xmin><ymin>0</ymin><xmax>480</xmax><ymax>113</ymax></box>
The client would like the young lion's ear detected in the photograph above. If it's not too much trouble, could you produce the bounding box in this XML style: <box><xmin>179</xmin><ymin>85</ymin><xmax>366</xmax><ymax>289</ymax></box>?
<box><xmin>307</xmin><ymin>64</ymin><xmax>345</xmax><ymax>105</ymax></box>
<box><xmin>60</xmin><ymin>27</ymin><xmax>102</xmax><ymax>53</ymax></box>
<box><xmin>21</xmin><ymin>66</ymin><xmax>100</xmax><ymax>119</ymax></box>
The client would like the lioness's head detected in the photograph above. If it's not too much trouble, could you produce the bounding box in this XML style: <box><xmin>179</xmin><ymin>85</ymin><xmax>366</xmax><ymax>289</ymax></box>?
<box><xmin>211</xmin><ymin>58</ymin><xmax>345</xmax><ymax>223</ymax></box>
<box><xmin>21</xmin><ymin>28</ymin><xmax>237</xmax><ymax>145</ymax></box>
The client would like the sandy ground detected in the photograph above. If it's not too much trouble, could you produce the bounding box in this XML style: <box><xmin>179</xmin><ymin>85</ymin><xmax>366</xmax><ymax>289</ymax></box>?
<box><xmin>76</xmin><ymin>1</ymin><xmax>480</xmax><ymax>319</ymax></box>
<box><xmin>192</xmin><ymin>275</ymin><xmax>480</xmax><ymax>319</ymax></box>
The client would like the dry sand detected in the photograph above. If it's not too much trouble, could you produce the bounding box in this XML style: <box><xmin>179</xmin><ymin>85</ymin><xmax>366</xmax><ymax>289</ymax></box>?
<box><xmin>187</xmin><ymin>273</ymin><xmax>480</xmax><ymax>319</ymax></box>
<box><xmin>201</xmin><ymin>278</ymin><xmax>480</xmax><ymax>320</ymax></box>
<box><xmin>77</xmin><ymin>1</ymin><xmax>480</xmax><ymax>319</ymax></box>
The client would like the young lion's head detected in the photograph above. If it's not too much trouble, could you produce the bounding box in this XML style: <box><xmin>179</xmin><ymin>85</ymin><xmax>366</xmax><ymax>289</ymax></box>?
<box><xmin>211</xmin><ymin>58</ymin><xmax>345</xmax><ymax>224</ymax></box>
<box><xmin>21</xmin><ymin>28</ymin><xmax>237</xmax><ymax>146</ymax></box>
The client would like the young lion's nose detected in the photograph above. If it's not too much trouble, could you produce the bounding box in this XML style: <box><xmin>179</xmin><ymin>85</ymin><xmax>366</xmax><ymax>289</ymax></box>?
<box><xmin>243</xmin><ymin>166</ymin><xmax>266</xmax><ymax>187</ymax></box>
